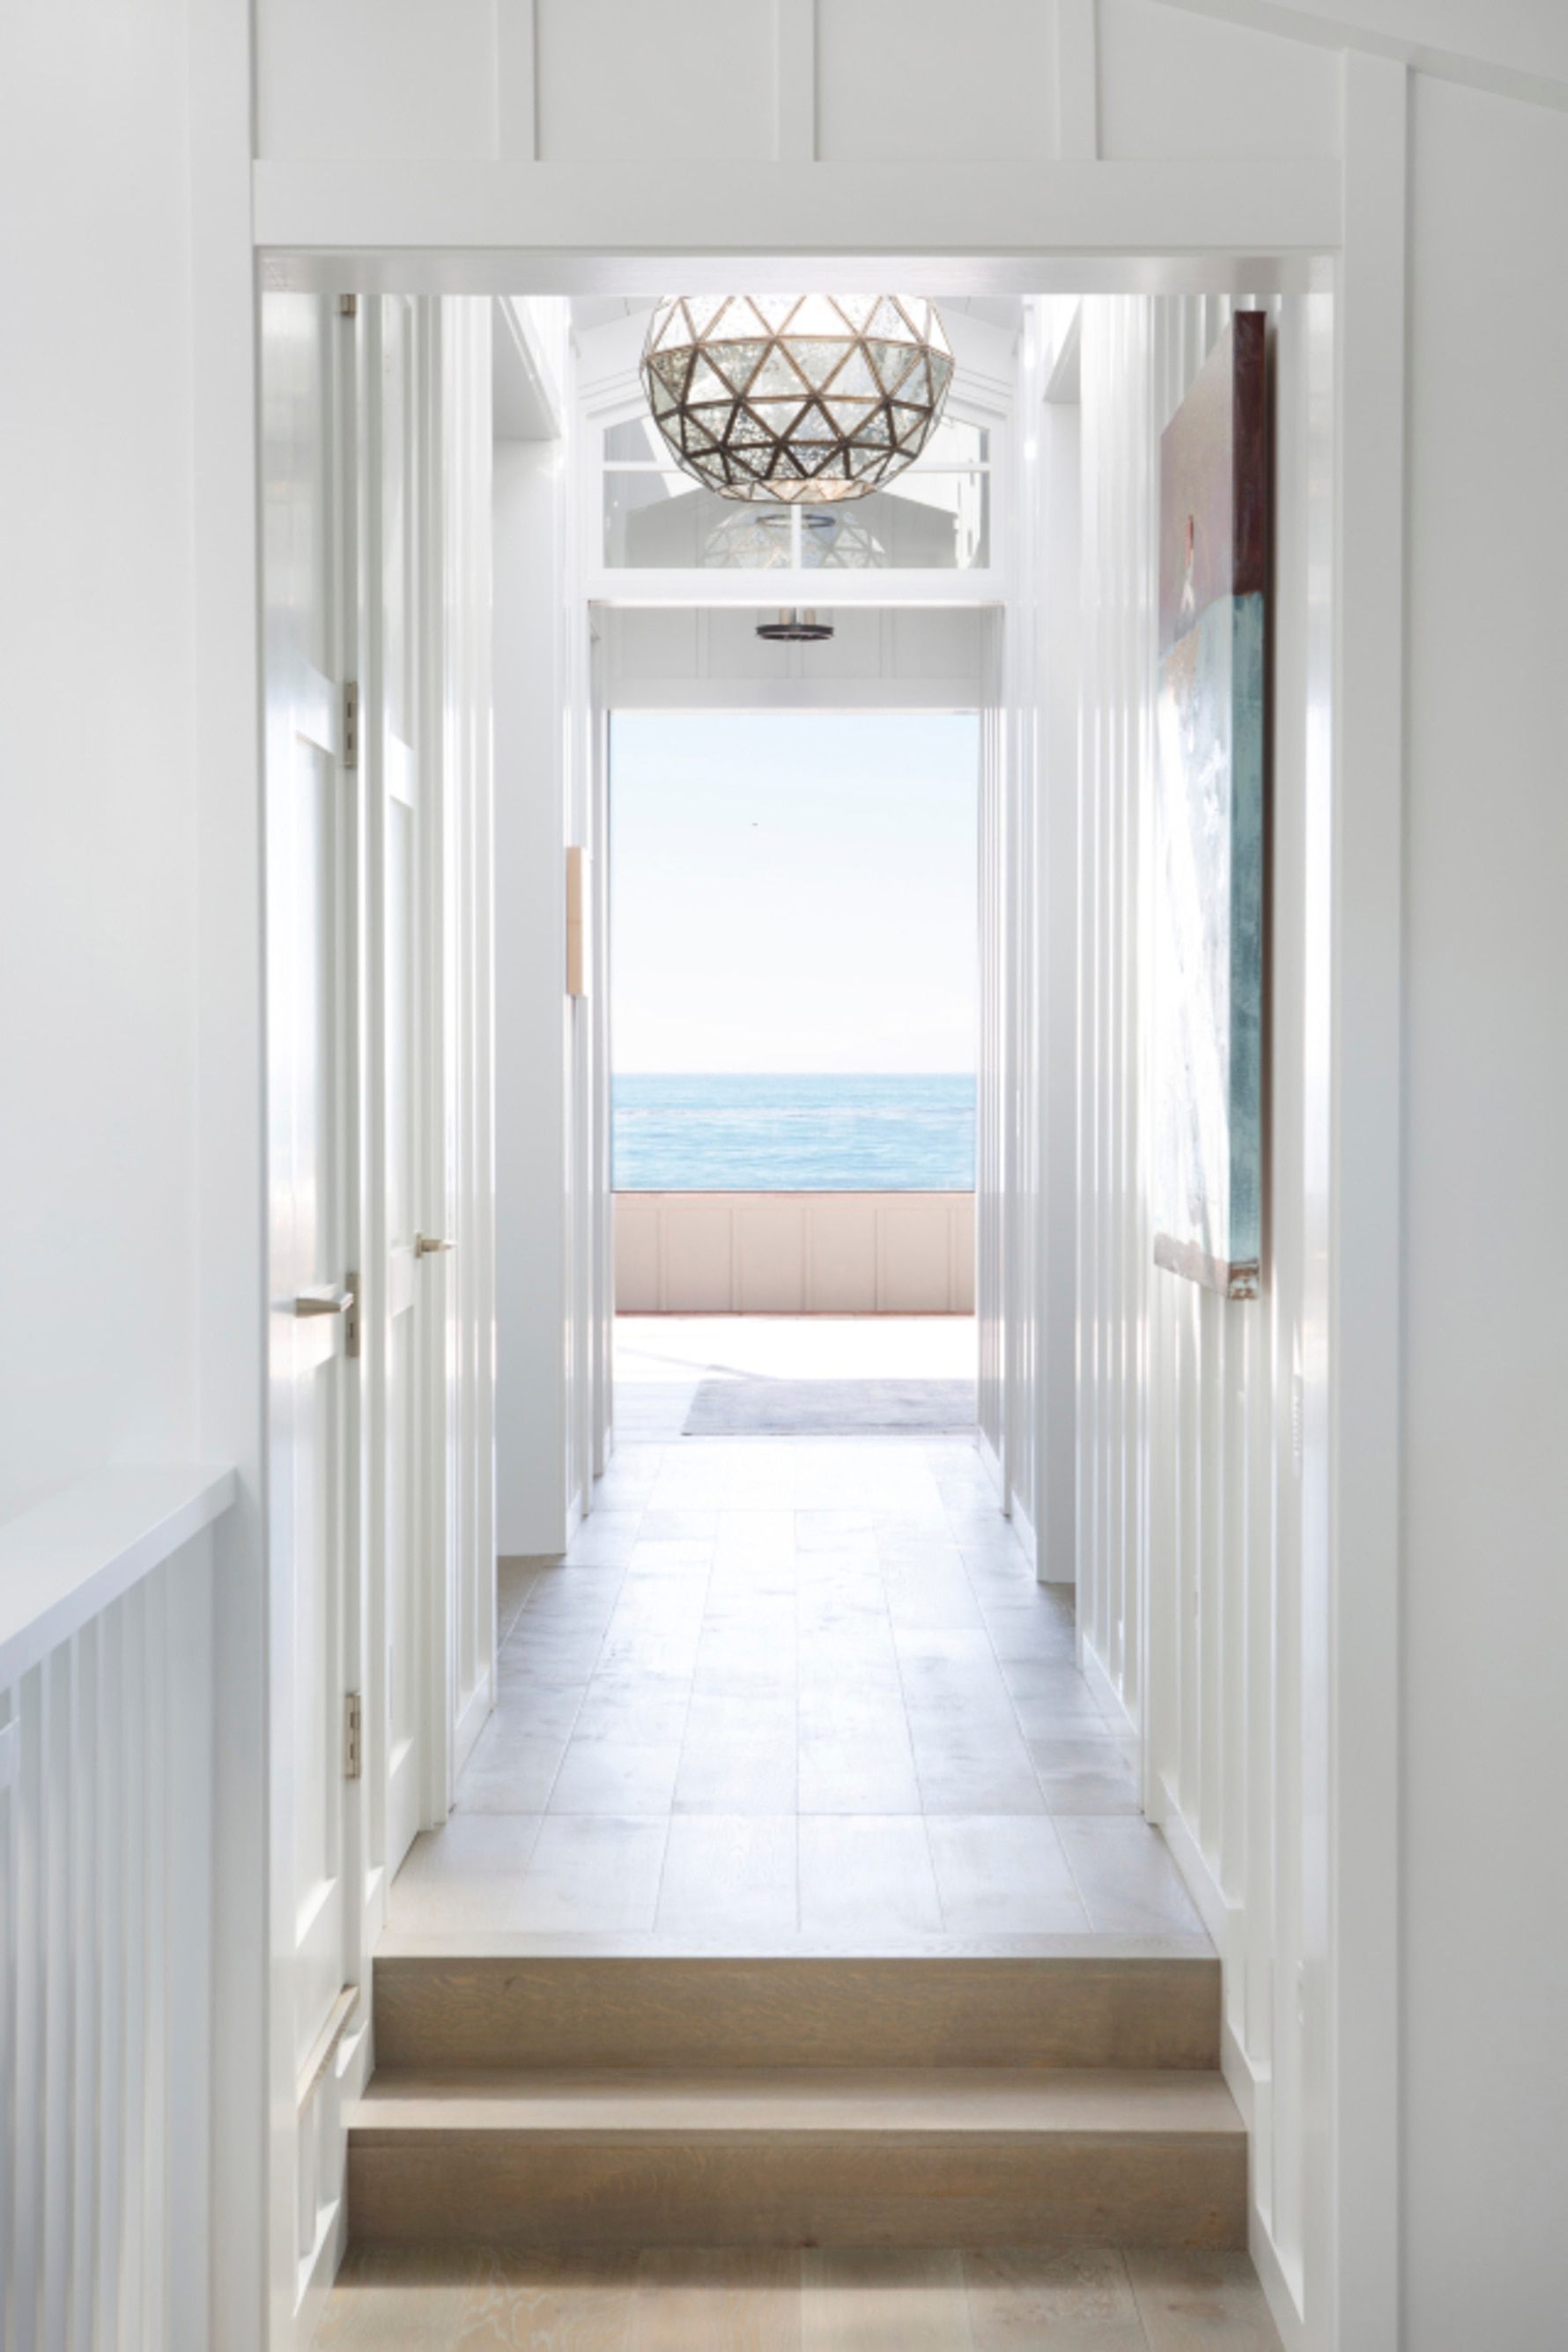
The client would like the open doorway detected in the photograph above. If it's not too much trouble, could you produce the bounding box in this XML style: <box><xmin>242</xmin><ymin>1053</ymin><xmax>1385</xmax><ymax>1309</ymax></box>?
<box><xmin>608</xmin><ymin>707</ymin><xmax>980</xmax><ymax>1441</ymax></box>
<box><xmin>269</xmin><ymin>257</ymin><xmax>1350</xmax><ymax>2352</ymax></box>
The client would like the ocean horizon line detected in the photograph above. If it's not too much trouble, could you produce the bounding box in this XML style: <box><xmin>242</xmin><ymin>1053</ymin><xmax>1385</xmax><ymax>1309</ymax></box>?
<box><xmin>612</xmin><ymin>1073</ymin><xmax>975</xmax><ymax>1193</ymax></box>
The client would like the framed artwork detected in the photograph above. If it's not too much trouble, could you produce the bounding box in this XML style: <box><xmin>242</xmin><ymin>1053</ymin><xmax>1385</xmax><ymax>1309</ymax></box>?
<box><xmin>1152</xmin><ymin>310</ymin><xmax>1268</xmax><ymax>1301</ymax></box>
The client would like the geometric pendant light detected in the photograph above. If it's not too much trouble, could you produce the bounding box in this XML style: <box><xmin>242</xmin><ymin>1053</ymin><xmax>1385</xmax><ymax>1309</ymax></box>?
<box><xmin>640</xmin><ymin>293</ymin><xmax>953</xmax><ymax>504</ymax></box>
<box><xmin>703</xmin><ymin>507</ymin><xmax>885</xmax><ymax>569</ymax></box>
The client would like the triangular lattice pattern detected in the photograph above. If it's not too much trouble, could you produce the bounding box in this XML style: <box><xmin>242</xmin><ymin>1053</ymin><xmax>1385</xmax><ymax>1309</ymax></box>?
<box><xmin>640</xmin><ymin>294</ymin><xmax>954</xmax><ymax>505</ymax></box>
<box><xmin>703</xmin><ymin>507</ymin><xmax>887</xmax><ymax>569</ymax></box>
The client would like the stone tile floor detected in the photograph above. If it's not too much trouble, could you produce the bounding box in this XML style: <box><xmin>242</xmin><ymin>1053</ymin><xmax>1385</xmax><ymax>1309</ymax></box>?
<box><xmin>317</xmin><ymin>2243</ymin><xmax>1284</xmax><ymax>2349</ymax></box>
<box><xmin>389</xmin><ymin>1350</ymin><xmax>1203</xmax><ymax>1945</ymax></box>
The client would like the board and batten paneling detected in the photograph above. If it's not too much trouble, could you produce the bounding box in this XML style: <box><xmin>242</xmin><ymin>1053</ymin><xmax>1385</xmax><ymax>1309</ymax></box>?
<box><xmin>1065</xmin><ymin>292</ymin><xmax>1333</xmax><ymax>2341</ymax></box>
<box><xmin>252</xmin><ymin>0</ymin><xmax>1342</xmax><ymax>174</ymax></box>
<box><xmin>440</xmin><ymin>297</ymin><xmax>500</xmax><ymax>1785</ymax></box>
<box><xmin>0</xmin><ymin>1471</ymin><xmax>234</xmax><ymax>2352</ymax></box>
<box><xmin>616</xmin><ymin>1193</ymin><xmax>975</xmax><ymax>1315</ymax></box>
<box><xmin>602</xmin><ymin>606</ymin><xmax>987</xmax><ymax>714</ymax></box>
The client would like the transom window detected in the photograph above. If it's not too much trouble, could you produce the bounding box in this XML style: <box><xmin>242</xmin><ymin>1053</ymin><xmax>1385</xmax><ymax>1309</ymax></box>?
<box><xmin>599</xmin><ymin>410</ymin><xmax>995</xmax><ymax>575</ymax></box>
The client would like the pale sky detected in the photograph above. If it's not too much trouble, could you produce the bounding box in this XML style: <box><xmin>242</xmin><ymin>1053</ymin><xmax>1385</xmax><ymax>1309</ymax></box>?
<box><xmin>610</xmin><ymin>712</ymin><xmax>978</xmax><ymax>1074</ymax></box>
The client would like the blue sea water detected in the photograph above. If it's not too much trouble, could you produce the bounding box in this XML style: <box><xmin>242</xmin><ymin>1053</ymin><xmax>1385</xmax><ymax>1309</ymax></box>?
<box><xmin>614</xmin><ymin>1075</ymin><xmax>975</xmax><ymax>1192</ymax></box>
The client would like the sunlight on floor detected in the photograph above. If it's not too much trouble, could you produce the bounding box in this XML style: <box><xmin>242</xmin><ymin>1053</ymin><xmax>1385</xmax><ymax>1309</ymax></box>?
<box><xmin>616</xmin><ymin>1313</ymin><xmax>979</xmax><ymax>1385</ymax></box>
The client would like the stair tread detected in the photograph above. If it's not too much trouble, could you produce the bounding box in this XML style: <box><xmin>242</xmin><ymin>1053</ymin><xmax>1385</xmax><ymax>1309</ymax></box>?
<box><xmin>377</xmin><ymin>1931</ymin><xmax>1215</xmax><ymax>1962</ymax></box>
<box><xmin>352</xmin><ymin>2065</ymin><xmax>1243</xmax><ymax>2138</ymax></box>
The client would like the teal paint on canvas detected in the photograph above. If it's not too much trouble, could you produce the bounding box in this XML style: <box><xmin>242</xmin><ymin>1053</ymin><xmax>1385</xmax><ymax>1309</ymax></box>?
<box><xmin>1153</xmin><ymin>592</ymin><xmax>1264</xmax><ymax>1289</ymax></box>
<box><xmin>1152</xmin><ymin>313</ymin><xmax>1268</xmax><ymax>1299</ymax></box>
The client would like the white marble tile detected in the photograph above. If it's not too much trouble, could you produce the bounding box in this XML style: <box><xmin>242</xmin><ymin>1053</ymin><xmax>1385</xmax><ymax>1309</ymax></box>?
<box><xmin>510</xmin><ymin>1815</ymin><xmax>670</xmax><ymax>1933</ymax></box>
<box><xmin>549</xmin><ymin>1736</ymin><xmax>685</xmax><ymax>1816</ymax></box>
<box><xmin>926</xmin><ymin>1814</ymin><xmax>1087</xmax><ymax>1934</ymax></box>
<box><xmin>564</xmin><ymin>1512</ymin><xmax>647</xmax><ymax>1568</ymax></box>
<box><xmin>388</xmin><ymin>1816</ymin><xmax>544</xmax><ymax>1932</ymax></box>
<box><xmin>798</xmin><ymin>1683</ymin><xmax>923</xmax><ymax>1815</ymax></box>
<box><xmin>675</xmin><ymin>1692</ymin><xmax>798</xmax><ymax>1814</ymax></box>
<box><xmin>1055</xmin><ymin>1816</ymin><xmax>1205</xmax><ymax>1936</ymax></box>
<box><xmin>655</xmin><ymin>1814</ymin><xmax>799</xmax><ymax>1936</ymax></box>
<box><xmin>798</xmin><ymin>1815</ymin><xmax>943</xmax><ymax>1938</ymax></box>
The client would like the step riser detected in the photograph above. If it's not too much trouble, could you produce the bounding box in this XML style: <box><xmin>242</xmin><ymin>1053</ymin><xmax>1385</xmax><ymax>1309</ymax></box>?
<box><xmin>349</xmin><ymin>2133</ymin><xmax>1247</xmax><ymax>2251</ymax></box>
<box><xmin>374</xmin><ymin>1956</ymin><xmax>1221</xmax><ymax>2073</ymax></box>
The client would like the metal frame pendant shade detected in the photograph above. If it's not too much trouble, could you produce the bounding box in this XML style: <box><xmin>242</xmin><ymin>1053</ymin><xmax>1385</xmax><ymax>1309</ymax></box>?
<box><xmin>640</xmin><ymin>293</ymin><xmax>954</xmax><ymax>505</ymax></box>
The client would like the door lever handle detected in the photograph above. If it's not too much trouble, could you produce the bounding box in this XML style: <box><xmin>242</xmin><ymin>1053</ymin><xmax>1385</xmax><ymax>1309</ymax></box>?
<box><xmin>293</xmin><ymin>1286</ymin><xmax>356</xmax><ymax>1317</ymax></box>
<box><xmin>415</xmin><ymin>1235</ymin><xmax>455</xmax><ymax>1257</ymax></box>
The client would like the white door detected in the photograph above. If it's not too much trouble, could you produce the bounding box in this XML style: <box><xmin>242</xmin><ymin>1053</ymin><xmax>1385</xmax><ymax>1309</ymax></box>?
<box><xmin>362</xmin><ymin>293</ymin><xmax>441</xmax><ymax>1883</ymax></box>
<box><xmin>263</xmin><ymin>288</ymin><xmax>358</xmax><ymax>2297</ymax></box>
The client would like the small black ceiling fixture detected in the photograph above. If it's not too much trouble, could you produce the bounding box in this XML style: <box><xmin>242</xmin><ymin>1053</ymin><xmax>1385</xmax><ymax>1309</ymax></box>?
<box><xmin>755</xmin><ymin>608</ymin><xmax>834</xmax><ymax>643</ymax></box>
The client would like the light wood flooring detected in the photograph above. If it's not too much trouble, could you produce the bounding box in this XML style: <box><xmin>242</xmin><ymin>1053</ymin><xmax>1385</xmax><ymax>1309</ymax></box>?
<box><xmin>389</xmin><ymin>1424</ymin><xmax>1202</xmax><ymax>1946</ymax></box>
<box><xmin>317</xmin><ymin>2242</ymin><xmax>1284</xmax><ymax>2348</ymax></box>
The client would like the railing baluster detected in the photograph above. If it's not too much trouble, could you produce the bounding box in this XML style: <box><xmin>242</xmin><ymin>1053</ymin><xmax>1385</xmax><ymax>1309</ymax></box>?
<box><xmin>15</xmin><ymin>1665</ymin><xmax>45</xmax><ymax>2352</ymax></box>
<box><xmin>42</xmin><ymin>1646</ymin><xmax>73</xmax><ymax>2342</ymax></box>
<box><xmin>70</xmin><ymin>1621</ymin><xmax>100</xmax><ymax>2352</ymax></box>
<box><xmin>141</xmin><ymin>1567</ymin><xmax>169</xmax><ymax>2352</ymax></box>
<box><xmin>117</xmin><ymin>1586</ymin><xmax>145</xmax><ymax>2350</ymax></box>
<box><xmin>95</xmin><ymin>1600</ymin><xmax>125</xmax><ymax>2352</ymax></box>
<box><xmin>0</xmin><ymin>1684</ymin><xmax>17</xmax><ymax>2349</ymax></box>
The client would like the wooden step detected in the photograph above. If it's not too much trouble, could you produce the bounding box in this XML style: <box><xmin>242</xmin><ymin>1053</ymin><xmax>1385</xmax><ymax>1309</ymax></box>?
<box><xmin>373</xmin><ymin>1944</ymin><xmax>1221</xmax><ymax>2073</ymax></box>
<box><xmin>347</xmin><ymin>2065</ymin><xmax>1247</xmax><ymax>2251</ymax></box>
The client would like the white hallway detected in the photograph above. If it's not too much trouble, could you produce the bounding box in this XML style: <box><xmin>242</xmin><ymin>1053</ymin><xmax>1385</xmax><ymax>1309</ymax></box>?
<box><xmin>2</xmin><ymin>4</ymin><xmax>1567</xmax><ymax>2351</ymax></box>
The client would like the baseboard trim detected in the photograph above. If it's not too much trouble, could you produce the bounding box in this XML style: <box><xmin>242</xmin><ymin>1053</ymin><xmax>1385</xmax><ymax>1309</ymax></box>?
<box><xmin>976</xmin><ymin>1428</ymin><xmax>1004</xmax><ymax>1498</ymax></box>
<box><xmin>454</xmin><ymin>1675</ymin><xmax>491</xmax><ymax>1779</ymax></box>
<box><xmin>1153</xmin><ymin>1769</ymin><xmax>1307</xmax><ymax>2352</ymax></box>
<box><xmin>1078</xmin><ymin>1631</ymin><xmax>1139</xmax><ymax>1742</ymax></box>
<box><xmin>1249</xmin><ymin>2197</ymin><xmax>1307</xmax><ymax>2352</ymax></box>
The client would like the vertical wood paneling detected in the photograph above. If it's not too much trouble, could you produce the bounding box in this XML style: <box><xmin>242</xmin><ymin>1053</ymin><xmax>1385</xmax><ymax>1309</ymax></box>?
<box><xmin>0</xmin><ymin>1542</ymin><xmax>216</xmax><ymax>2349</ymax></box>
<box><xmin>68</xmin><ymin>1625</ymin><xmax>98</xmax><ymax>2352</ymax></box>
<box><xmin>438</xmin><ymin>296</ymin><xmax>498</xmax><ymax>1781</ymax></box>
<box><xmin>14</xmin><ymin>1665</ymin><xmax>43</xmax><ymax>2350</ymax></box>
<box><xmin>1070</xmin><ymin>292</ymin><xmax>1328</xmax><ymax>2334</ymax></box>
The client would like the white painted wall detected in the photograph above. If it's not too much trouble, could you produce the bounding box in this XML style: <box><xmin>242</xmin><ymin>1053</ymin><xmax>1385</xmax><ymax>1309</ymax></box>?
<box><xmin>0</xmin><ymin>25</ymin><xmax>247</xmax><ymax>2341</ymax></box>
<box><xmin>492</xmin><ymin>307</ymin><xmax>596</xmax><ymax>1558</ymax></box>
<box><xmin>982</xmin><ymin>308</ymin><xmax>1084</xmax><ymax>1583</ymax></box>
<box><xmin>441</xmin><ymin>300</ymin><xmax>501</xmax><ymax>1779</ymax></box>
<box><xmin>7</xmin><ymin>3</ymin><xmax>1565</xmax><ymax>2347</ymax></box>
<box><xmin>1061</xmin><ymin>287</ymin><xmax>1333</xmax><ymax>2343</ymax></box>
<box><xmin>0</xmin><ymin>0</ymin><xmax>199</xmax><ymax>1525</ymax></box>
<box><xmin>1401</xmin><ymin>71</ymin><xmax>1568</xmax><ymax>2352</ymax></box>
<box><xmin>602</xmin><ymin>605</ymin><xmax>988</xmax><ymax>713</ymax></box>
<box><xmin>493</xmin><ymin>440</ymin><xmax>568</xmax><ymax>1557</ymax></box>
<box><xmin>248</xmin><ymin>0</ymin><xmax>1364</xmax><ymax>170</ymax></box>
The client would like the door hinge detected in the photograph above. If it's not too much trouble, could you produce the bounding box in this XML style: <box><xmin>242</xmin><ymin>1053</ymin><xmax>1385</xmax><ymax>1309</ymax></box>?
<box><xmin>344</xmin><ymin>1269</ymin><xmax>360</xmax><ymax>1358</ymax></box>
<box><xmin>342</xmin><ymin>682</ymin><xmax>359</xmax><ymax>771</ymax></box>
<box><xmin>344</xmin><ymin>1692</ymin><xmax>363</xmax><ymax>1780</ymax></box>
<box><xmin>338</xmin><ymin>292</ymin><xmax>358</xmax><ymax>319</ymax></box>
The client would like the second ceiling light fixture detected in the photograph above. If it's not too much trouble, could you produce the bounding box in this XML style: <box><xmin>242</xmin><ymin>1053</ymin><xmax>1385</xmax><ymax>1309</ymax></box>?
<box><xmin>640</xmin><ymin>293</ymin><xmax>953</xmax><ymax>505</ymax></box>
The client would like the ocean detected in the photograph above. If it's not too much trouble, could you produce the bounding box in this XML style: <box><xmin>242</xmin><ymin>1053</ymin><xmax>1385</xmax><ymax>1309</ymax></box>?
<box><xmin>613</xmin><ymin>1074</ymin><xmax>975</xmax><ymax>1192</ymax></box>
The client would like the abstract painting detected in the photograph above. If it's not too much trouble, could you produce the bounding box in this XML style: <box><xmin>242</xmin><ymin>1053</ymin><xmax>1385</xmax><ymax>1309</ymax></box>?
<box><xmin>1152</xmin><ymin>311</ymin><xmax>1268</xmax><ymax>1300</ymax></box>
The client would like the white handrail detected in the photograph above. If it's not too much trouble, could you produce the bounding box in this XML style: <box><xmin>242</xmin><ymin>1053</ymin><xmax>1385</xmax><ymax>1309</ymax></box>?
<box><xmin>0</xmin><ymin>1463</ymin><xmax>236</xmax><ymax>1688</ymax></box>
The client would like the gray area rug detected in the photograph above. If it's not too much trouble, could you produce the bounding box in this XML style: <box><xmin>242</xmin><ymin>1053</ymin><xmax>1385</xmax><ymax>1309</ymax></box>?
<box><xmin>683</xmin><ymin>1377</ymin><xmax>977</xmax><ymax>1438</ymax></box>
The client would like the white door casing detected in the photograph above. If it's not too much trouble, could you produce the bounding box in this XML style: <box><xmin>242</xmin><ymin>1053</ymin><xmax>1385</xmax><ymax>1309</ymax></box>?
<box><xmin>359</xmin><ymin>292</ymin><xmax>435</xmax><ymax>1890</ymax></box>
<box><xmin>262</xmin><ymin>287</ymin><xmax>359</xmax><ymax>2321</ymax></box>
<box><xmin>257</xmin><ymin>286</ymin><xmax>499</xmax><ymax>2349</ymax></box>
